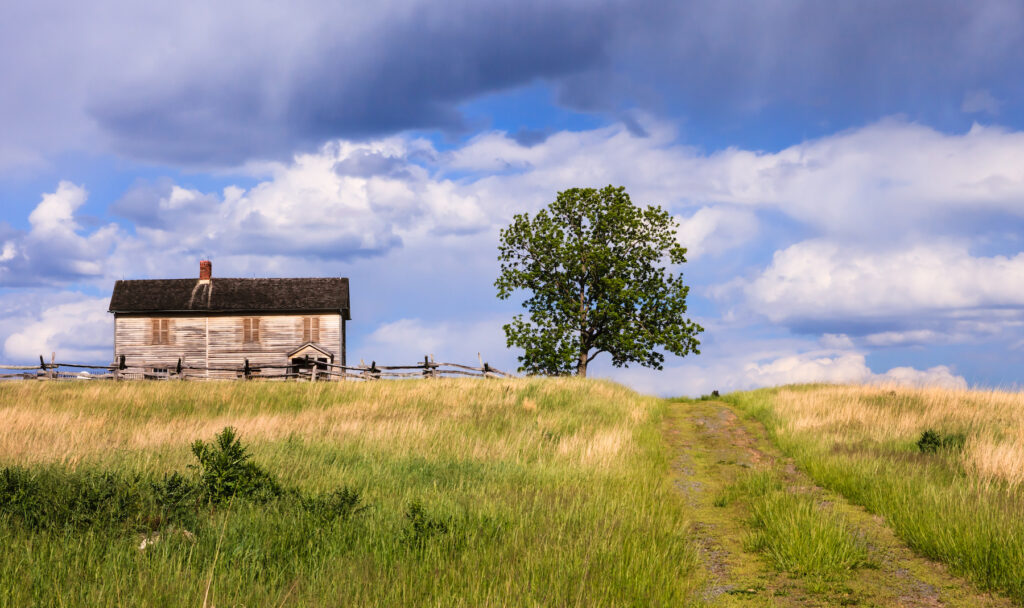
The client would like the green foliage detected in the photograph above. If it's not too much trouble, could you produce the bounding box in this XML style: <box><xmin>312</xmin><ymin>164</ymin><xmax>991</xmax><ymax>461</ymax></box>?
<box><xmin>744</xmin><ymin>490</ymin><xmax>870</xmax><ymax>578</ymax></box>
<box><xmin>190</xmin><ymin>426</ymin><xmax>281</xmax><ymax>503</ymax></box>
<box><xmin>401</xmin><ymin>499</ymin><xmax>451</xmax><ymax>549</ymax></box>
<box><xmin>151</xmin><ymin>472</ymin><xmax>202</xmax><ymax>527</ymax></box>
<box><xmin>300</xmin><ymin>487</ymin><xmax>366</xmax><ymax>522</ymax></box>
<box><xmin>720</xmin><ymin>470</ymin><xmax>869</xmax><ymax>579</ymax></box>
<box><xmin>0</xmin><ymin>466</ymin><xmax>148</xmax><ymax>532</ymax></box>
<box><xmin>916</xmin><ymin>429</ymin><xmax>966</xmax><ymax>454</ymax></box>
<box><xmin>495</xmin><ymin>185</ymin><xmax>702</xmax><ymax>376</ymax></box>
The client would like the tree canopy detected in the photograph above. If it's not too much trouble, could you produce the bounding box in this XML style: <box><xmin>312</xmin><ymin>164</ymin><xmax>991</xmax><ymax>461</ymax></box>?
<box><xmin>495</xmin><ymin>185</ymin><xmax>703</xmax><ymax>376</ymax></box>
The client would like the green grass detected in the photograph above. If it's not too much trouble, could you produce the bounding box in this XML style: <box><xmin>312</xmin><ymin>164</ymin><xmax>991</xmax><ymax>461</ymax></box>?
<box><xmin>726</xmin><ymin>386</ymin><xmax>1024</xmax><ymax>602</ymax></box>
<box><xmin>0</xmin><ymin>379</ymin><xmax>701</xmax><ymax>607</ymax></box>
<box><xmin>717</xmin><ymin>470</ymin><xmax>869</xmax><ymax>580</ymax></box>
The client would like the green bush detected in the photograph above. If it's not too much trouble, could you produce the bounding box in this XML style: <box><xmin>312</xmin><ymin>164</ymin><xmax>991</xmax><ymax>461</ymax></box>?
<box><xmin>0</xmin><ymin>466</ymin><xmax>148</xmax><ymax>532</ymax></box>
<box><xmin>916</xmin><ymin>429</ymin><xmax>966</xmax><ymax>454</ymax></box>
<box><xmin>150</xmin><ymin>471</ymin><xmax>202</xmax><ymax>527</ymax></box>
<box><xmin>190</xmin><ymin>426</ymin><xmax>282</xmax><ymax>503</ymax></box>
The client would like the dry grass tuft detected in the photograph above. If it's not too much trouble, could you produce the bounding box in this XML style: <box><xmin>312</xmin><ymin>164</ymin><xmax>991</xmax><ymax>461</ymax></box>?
<box><xmin>769</xmin><ymin>384</ymin><xmax>1024</xmax><ymax>486</ymax></box>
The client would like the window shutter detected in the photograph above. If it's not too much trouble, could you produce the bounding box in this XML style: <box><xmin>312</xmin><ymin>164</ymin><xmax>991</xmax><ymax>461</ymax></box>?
<box><xmin>152</xmin><ymin>319</ymin><xmax>170</xmax><ymax>345</ymax></box>
<box><xmin>243</xmin><ymin>318</ymin><xmax>260</xmax><ymax>343</ymax></box>
<box><xmin>303</xmin><ymin>317</ymin><xmax>319</xmax><ymax>343</ymax></box>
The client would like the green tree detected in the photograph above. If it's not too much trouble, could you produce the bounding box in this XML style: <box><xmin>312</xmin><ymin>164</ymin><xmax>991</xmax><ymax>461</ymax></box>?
<box><xmin>495</xmin><ymin>185</ymin><xmax>702</xmax><ymax>376</ymax></box>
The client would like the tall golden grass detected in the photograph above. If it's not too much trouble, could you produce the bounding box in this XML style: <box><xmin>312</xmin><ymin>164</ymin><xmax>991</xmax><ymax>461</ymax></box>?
<box><xmin>768</xmin><ymin>384</ymin><xmax>1024</xmax><ymax>486</ymax></box>
<box><xmin>0</xmin><ymin>378</ymin><xmax>648</xmax><ymax>474</ymax></box>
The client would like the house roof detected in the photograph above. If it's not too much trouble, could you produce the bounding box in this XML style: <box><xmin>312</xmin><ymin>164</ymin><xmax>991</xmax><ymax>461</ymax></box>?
<box><xmin>287</xmin><ymin>342</ymin><xmax>335</xmax><ymax>359</ymax></box>
<box><xmin>108</xmin><ymin>278</ymin><xmax>350</xmax><ymax>319</ymax></box>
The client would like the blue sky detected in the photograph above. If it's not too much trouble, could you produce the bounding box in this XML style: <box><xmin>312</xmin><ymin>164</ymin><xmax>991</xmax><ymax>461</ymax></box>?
<box><xmin>3</xmin><ymin>0</ymin><xmax>1024</xmax><ymax>395</ymax></box>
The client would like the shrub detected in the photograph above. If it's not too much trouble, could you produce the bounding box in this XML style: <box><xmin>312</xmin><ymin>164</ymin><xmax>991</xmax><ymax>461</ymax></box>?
<box><xmin>190</xmin><ymin>426</ymin><xmax>282</xmax><ymax>503</ymax></box>
<box><xmin>151</xmin><ymin>471</ymin><xmax>202</xmax><ymax>527</ymax></box>
<box><xmin>917</xmin><ymin>429</ymin><xmax>966</xmax><ymax>454</ymax></box>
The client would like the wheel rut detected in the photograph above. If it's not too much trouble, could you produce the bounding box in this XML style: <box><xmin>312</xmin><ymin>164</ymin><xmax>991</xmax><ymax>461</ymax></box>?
<box><xmin>665</xmin><ymin>400</ymin><xmax>1016</xmax><ymax>607</ymax></box>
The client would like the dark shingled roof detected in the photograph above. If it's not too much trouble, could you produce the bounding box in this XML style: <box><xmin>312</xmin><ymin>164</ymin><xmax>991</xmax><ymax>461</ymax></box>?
<box><xmin>109</xmin><ymin>278</ymin><xmax>350</xmax><ymax>319</ymax></box>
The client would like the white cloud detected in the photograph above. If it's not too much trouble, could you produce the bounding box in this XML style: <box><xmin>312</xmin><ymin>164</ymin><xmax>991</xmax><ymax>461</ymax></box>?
<box><xmin>358</xmin><ymin>317</ymin><xmax>511</xmax><ymax>368</ymax></box>
<box><xmin>740</xmin><ymin>239</ymin><xmax>1024</xmax><ymax>324</ymax></box>
<box><xmin>875</xmin><ymin>365</ymin><xmax>967</xmax><ymax>389</ymax></box>
<box><xmin>609</xmin><ymin>347</ymin><xmax>967</xmax><ymax>397</ymax></box>
<box><xmin>743</xmin><ymin>352</ymin><xmax>875</xmax><ymax>386</ymax></box>
<box><xmin>14</xmin><ymin>117</ymin><xmax>1024</xmax><ymax>288</ymax></box>
<box><xmin>27</xmin><ymin>181</ymin><xmax>87</xmax><ymax>232</ymax></box>
<box><xmin>742</xmin><ymin>352</ymin><xmax>965</xmax><ymax>390</ymax></box>
<box><xmin>0</xmin><ymin>181</ymin><xmax>120</xmax><ymax>285</ymax></box>
<box><xmin>674</xmin><ymin>206</ymin><xmax>758</xmax><ymax>259</ymax></box>
<box><xmin>3</xmin><ymin>296</ymin><xmax>111</xmax><ymax>362</ymax></box>
<box><xmin>6</xmin><ymin>118</ymin><xmax>1024</xmax><ymax>389</ymax></box>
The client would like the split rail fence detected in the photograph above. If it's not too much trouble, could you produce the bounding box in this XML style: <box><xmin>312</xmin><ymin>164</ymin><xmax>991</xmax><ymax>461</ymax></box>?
<box><xmin>0</xmin><ymin>355</ymin><xmax>514</xmax><ymax>382</ymax></box>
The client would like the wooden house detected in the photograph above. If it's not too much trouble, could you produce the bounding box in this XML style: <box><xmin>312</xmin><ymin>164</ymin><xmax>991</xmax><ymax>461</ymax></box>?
<box><xmin>108</xmin><ymin>261</ymin><xmax>350</xmax><ymax>379</ymax></box>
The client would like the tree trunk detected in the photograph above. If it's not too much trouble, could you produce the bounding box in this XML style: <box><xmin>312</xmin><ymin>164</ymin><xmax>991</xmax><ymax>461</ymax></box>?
<box><xmin>577</xmin><ymin>348</ymin><xmax>588</xmax><ymax>377</ymax></box>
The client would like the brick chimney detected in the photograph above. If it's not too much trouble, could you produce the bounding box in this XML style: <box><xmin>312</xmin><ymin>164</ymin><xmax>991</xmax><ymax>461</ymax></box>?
<box><xmin>199</xmin><ymin>260</ymin><xmax>212</xmax><ymax>280</ymax></box>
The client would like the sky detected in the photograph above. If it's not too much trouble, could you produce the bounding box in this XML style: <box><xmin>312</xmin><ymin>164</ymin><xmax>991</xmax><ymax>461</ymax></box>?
<box><xmin>3</xmin><ymin>0</ymin><xmax>1024</xmax><ymax>395</ymax></box>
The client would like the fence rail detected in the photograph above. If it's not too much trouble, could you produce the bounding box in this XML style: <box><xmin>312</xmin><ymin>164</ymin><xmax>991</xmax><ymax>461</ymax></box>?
<box><xmin>0</xmin><ymin>355</ymin><xmax>514</xmax><ymax>382</ymax></box>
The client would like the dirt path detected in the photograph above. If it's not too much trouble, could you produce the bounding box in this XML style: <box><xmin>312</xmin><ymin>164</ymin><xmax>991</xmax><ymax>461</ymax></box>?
<box><xmin>666</xmin><ymin>400</ymin><xmax>1016</xmax><ymax>608</ymax></box>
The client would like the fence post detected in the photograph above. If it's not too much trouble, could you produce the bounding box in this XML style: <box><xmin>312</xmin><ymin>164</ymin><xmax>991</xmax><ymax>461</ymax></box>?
<box><xmin>39</xmin><ymin>355</ymin><xmax>47</xmax><ymax>381</ymax></box>
<box><xmin>244</xmin><ymin>359</ymin><xmax>251</xmax><ymax>380</ymax></box>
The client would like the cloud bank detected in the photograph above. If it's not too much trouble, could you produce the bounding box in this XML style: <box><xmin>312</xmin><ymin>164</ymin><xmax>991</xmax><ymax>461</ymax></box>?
<box><xmin>3</xmin><ymin>117</ymin><xmax>1023</xmax><ymax>393</ymax></box>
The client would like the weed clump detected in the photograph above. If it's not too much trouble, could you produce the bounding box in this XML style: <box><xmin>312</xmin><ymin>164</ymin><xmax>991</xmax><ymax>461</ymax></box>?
<box><xmin>402</xmin><ymin>499</ymin><xmax>451</xmax><ymax>549</ymax></box>
<box><xmin>916</xmin><ymin>429</ymin><xmax>966</xmax><ymax>454</ymax></box>
<box><xmin>301</xmin><ymin>487</ymin><xmax>366</xmax><ymax>522</ymax></box>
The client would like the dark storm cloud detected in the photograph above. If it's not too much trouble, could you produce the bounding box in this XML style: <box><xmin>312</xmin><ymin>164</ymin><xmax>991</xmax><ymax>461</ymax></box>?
<box><xmin>4</xmin><ymin>0</ymin><xmax>1024</xmax><ymax>167</ymax></box>
<box><xmin>87</xmin><ymin>0</ymin><xmax>618</xmax><ymax>165</ymax></box>
<box><xmin>588</xmin><ymin>0</ymin><xmax>1024</xmax><ymax>122</ymax></box>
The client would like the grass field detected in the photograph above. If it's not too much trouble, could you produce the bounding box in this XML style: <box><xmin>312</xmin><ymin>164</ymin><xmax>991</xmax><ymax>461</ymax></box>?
<box><xmin>3</xmin><ymin>379</ymin><xmax>1024</xmax><ymax>606</ymax></box>
<box><xmin>0</xmin><ymin>379</ymin><xmax>700</xmax><ymax>607</ymax></box>
<box><xmin>726</xmin><ymin>384</ymin><xmax>1024</xmax><ymax>602</ymax></box>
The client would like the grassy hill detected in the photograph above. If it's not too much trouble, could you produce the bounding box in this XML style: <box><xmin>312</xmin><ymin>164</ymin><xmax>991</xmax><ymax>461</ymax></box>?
<box><xmin>0</xmin><ymin>379</ymin><xmax>699</xmax><ymax>607</ymax></box>
<box><xmin>723</xmin><ymin>385</ymin><xmax>1024</xmax><ymax>602</ymax></box>
<box><xmin>2</xmin><ymin>379</ymin><xmax>1024</xmax><ymax>606</ymax></box>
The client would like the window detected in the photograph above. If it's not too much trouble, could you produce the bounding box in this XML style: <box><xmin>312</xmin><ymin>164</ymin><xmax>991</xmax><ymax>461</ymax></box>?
<box><xmin>151</xmin><ymin>319</ymin><xmax>171</xmax><ymax>345</ymax></box>
<box><xmin>243</xmin><ymin>318</ymin><xmax>260</xmax><ymax>343</ymax></box>
<box><xmin>303</xmin><ymin>316</ymin><xmax>320</xmax><ymax>343</ymax></box>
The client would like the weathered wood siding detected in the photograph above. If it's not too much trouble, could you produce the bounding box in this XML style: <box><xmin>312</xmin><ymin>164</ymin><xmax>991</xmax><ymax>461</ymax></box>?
<box><xmin>114</xmin><ymin>313</ymin><xmax>343</xmax><ymax>378</ymax></box>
